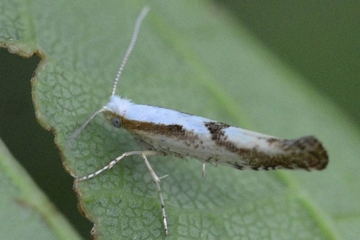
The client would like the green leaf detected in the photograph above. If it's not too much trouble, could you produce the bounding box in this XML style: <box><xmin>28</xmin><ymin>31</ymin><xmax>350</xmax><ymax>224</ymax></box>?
<box><xmin>0</xmin><ymin>138</ymin><xmax>81</xmax><ymax>240</ymax></box>
<box><xmin>1</xmin><ymin>0</ymin><xmax>360</xmax><ymax>239</ymax></box>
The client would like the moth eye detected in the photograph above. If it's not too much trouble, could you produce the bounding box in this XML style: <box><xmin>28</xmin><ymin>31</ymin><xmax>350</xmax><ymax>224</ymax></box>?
<box><xmin>112</xmin><ymin>117</ymin><xmax>121</xmax><ymax>128</ymax></box>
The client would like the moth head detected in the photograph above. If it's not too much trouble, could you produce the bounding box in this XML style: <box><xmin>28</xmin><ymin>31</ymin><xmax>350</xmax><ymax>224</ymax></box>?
<box><xmin>105</xmin><ymin>95</ymin><xmax>133</xmax><ymax>117</ymax></box>
<box><xmin>69</xmin><ymin>96</ymin><xmax>132</xmax><ymax>140</ymax></box>
<box><xmin>103</xmin><ymin>110</ymin><xmax>122</xmax><ymax>128</ymax></box>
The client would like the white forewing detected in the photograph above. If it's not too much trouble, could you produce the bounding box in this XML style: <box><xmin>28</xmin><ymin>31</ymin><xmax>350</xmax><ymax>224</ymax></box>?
<box><xmin>105</xmin><ymin>95</ymin><xmax>328</xmax><ymax>171</ymax></box>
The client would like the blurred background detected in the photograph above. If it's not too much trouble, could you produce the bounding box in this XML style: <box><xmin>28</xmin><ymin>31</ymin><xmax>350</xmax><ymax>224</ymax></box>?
<box><xmin>0</xmin><ymin>1</ymin><xmax>359</xmax><ymax>238</ymax></box>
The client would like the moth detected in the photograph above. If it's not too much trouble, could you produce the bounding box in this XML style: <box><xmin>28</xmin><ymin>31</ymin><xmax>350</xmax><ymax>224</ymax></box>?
<box><xmin>70</xmin><ymin>6</ymin><xmax>328</xmax><ymax>235</ymax></box>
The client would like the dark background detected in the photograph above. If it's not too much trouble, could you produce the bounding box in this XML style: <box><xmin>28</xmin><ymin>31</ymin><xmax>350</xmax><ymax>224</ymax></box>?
<box><xmin>1</xmin><ymin>1</ymin><xmax>359</xmax><ymax>238</ymax></box>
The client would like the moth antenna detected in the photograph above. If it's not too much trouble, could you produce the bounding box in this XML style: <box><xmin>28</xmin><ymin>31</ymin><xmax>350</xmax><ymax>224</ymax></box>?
<box><xmin>69</xmin><ymin>107</ymin><xmax>108</xmax><ymax>140</ymax></box>
<box><xmin>69</xmin><ymin>7</ymin><xmax>149</xmax><ymax>141</ymax></box>
<box><xmin>111</xmin><ymin>6</ymin><xmax>150</xmax><ymax>97</ymax></box>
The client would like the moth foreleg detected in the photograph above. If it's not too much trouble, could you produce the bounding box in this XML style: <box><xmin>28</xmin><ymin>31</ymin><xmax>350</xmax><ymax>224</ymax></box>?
<box><xmin>141</xmin><ymin>152</ymin><xmax>169</xmax><ymax>235</ymax></box>
<box><xmin>76</xmin><ymin>150</ymin><xmax>158</xmax><ymax>181</ymax></box>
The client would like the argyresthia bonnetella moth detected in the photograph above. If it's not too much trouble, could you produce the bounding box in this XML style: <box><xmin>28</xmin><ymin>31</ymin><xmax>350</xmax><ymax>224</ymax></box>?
<box><xmin>70</xmin><ymin>6</ymin><xmax>328</xmax><ymax>235</ymax></box>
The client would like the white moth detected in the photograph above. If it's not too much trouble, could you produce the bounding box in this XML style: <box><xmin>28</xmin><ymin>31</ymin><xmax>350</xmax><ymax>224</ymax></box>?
<box><xmin>70</xmin><ymin>6</ymin><xmax>328</xmax><ymax>235</ymax></box>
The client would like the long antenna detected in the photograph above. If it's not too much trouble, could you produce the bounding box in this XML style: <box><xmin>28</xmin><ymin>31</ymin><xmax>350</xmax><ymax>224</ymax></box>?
<box><xmin>69</xmin><ymin>7</ymin><xmax>150</xmax><ymax>141</ymax></box>
<box><xmin>111</xmin><ymin>6</ymin><xmax>150</xmax><ymax>97</ymax></box>
<box><xmin>68</xmin><ymin>107</ymin><xmax>109</xmax><ymax>140</ymax></box>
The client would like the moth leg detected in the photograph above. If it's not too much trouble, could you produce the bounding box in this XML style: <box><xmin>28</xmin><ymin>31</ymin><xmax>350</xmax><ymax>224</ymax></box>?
<box><xmin>141</xmin><ymin>152</ymin><xmax>169</xmax><ymax>235</ymax></box>
<box><xmin>75</xmin><ymin>150</ymin><xmax>168</xmax><ymax>234</ymax></box>
<box><xmin>76</xmin><ymin>150</ymin><xmax>158</xmax><ymax>181</ymax></box>
<box><xmin>159</xmin><ymin>174</ymin><xmax>169</xmax><ymax>180</ymax></box>
<box><xmin>202</xmin><ymin>163</ymin><xmax>206</xmax><ymax>179</ymax></box>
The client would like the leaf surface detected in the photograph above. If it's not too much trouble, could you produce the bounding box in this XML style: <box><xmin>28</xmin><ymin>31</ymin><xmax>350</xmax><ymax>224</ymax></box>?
<box><xmin>1</xmin><ymin>0</ymin><xmax>359</xmax><ymax>239</ymax></box>
<box><xmin>0</xmin><ymin>138</ymin><xmax>81</xmax><ymax>240</ymax></box>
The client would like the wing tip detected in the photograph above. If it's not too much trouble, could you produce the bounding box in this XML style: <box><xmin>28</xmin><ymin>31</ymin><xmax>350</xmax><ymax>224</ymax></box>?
<box><xmin>290</xmin><ymin>135</ymin><xmax>329</xmax><ymax>170</ymax></box>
